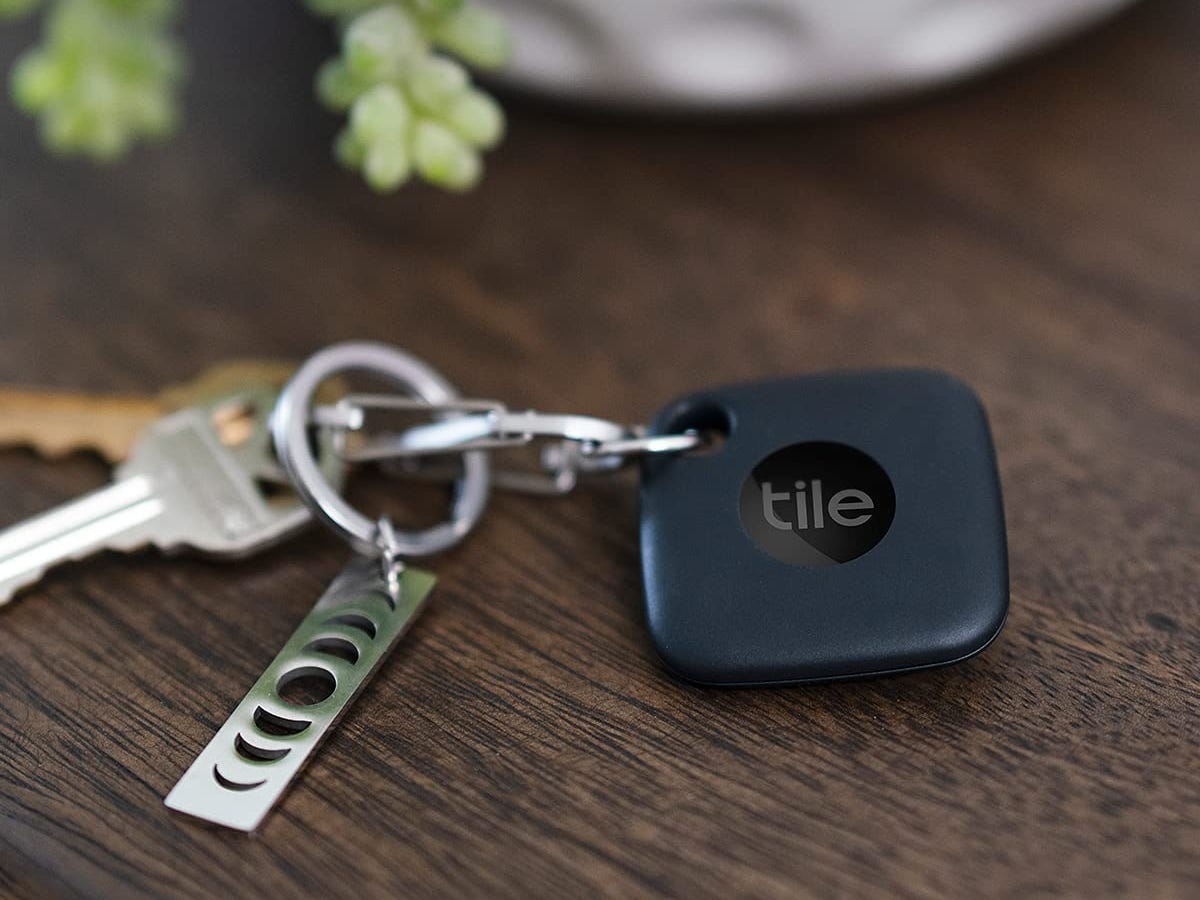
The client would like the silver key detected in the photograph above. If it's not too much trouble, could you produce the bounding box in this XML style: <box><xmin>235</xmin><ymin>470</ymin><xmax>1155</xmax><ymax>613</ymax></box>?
<box><xmin>0</xmin><ymin>385</ymin><xmax>331</xmax><ymax>605</ymax></box>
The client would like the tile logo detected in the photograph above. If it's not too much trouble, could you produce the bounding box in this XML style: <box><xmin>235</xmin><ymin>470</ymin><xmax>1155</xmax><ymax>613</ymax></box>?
<box><xmin>739</xmin><ymin>441</ymin><xmax>895</xmax><ymax>566</ymax></box>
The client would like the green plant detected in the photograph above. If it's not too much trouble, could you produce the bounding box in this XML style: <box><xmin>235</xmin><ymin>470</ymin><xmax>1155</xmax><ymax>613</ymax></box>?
<box><xmin>0</xmin><ymin>0</ymin><xmax>510</xmax><ymax>191</ymax></box>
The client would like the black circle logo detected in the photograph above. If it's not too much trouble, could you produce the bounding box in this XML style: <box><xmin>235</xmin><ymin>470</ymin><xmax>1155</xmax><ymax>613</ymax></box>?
<box><xmin>739</xmin><ymin>441</ymin><xmax>895</xmax><ymax>566</ymax></box>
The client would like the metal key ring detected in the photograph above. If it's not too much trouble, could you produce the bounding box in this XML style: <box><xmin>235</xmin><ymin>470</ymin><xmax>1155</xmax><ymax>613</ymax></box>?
<box><xmin>272</xmin><ymin>342</ymin><xmax>491</xmax><ymax>558</ymax></box>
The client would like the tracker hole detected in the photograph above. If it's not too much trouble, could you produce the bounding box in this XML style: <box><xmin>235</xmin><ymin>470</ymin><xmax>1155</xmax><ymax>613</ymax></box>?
<box><xmin>661</xmin><ymin>401</ymin><xmax>731</xmax><ymax>457</ymax></box>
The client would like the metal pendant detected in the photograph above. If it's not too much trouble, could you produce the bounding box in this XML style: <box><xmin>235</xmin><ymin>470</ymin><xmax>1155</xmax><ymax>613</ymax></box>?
<box><xmin>165</xmin><ymin>556</ymin><xmax>436</xmax><ymax>832</ymax></box>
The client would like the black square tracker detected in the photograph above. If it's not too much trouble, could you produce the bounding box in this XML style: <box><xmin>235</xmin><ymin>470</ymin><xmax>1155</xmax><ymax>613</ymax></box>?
<box><xmin>639</xmin><ymin>369</ymin><xmax>1008</xmax><ymax>686</ymax></box>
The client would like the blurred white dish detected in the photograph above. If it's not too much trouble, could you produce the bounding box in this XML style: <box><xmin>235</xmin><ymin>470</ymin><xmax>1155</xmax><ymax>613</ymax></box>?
<box><xmin>478</xmin><ymin>0</ymin><xmax>1139</xmax><ymax>109</ymax></box>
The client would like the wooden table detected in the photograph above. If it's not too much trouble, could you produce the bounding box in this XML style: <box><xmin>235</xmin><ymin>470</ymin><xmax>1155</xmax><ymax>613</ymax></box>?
<box><xmin>1</xmin><ymin>2</ymin><xmax>1196</xmax><ymax>897</ymax></box>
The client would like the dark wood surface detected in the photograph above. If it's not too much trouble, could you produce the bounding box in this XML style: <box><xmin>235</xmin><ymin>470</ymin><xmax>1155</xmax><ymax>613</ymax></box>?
<box><xmin>1</xmin><ymin>2</ymin><xmax>1197</xmax><ymax>897</ymax></box>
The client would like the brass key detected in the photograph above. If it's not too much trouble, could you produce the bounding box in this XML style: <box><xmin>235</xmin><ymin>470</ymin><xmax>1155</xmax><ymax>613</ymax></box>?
<box><xmin>0</xmin><ymin>360</ymin><xmax>325</xmax><ymax>462</ymax></box>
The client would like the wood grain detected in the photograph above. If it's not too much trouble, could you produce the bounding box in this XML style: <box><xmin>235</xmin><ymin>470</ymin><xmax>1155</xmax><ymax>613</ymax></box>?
<box><xmin>0</xmin><ymin>1</ymin><xmax>1197</xmax><ymax>897</ymax></box>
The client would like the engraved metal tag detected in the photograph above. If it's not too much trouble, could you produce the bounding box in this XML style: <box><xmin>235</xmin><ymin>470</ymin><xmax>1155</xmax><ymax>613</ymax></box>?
<box><xmin>165</xmin><ymin>556</ymin><xmax>436</xmax><ymax>832</ymax></box>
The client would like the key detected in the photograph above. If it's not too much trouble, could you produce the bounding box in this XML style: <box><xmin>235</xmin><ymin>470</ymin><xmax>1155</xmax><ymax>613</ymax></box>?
<box><xmin>0</xmin><ymin>382</ymin><xmax>337</xmax><ymax>605</ymax></box>
<box><xmin>0</xmin><ymin>359</ymin><xmax>326</xmax><ymax>463</ymax></box>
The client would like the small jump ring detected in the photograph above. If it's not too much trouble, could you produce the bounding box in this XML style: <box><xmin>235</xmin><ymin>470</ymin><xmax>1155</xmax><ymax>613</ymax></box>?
<box><xmin>272</xmin><ymin>341</ymin><xmax>492</xmax><ymax>558</ymax></box>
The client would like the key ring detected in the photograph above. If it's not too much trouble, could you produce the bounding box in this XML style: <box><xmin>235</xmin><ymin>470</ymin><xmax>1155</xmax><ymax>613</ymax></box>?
<box><xmin>271</xmin><ymin>342</ymin><xmax>491</xmax><ymax>558</ymax></box>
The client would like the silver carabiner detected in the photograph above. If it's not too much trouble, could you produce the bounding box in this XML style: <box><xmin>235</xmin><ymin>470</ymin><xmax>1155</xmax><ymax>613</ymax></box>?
<box><xmin>315</xmin><ymin>393</ymin><xmax>704</xmax><ymax>496</ymax></box>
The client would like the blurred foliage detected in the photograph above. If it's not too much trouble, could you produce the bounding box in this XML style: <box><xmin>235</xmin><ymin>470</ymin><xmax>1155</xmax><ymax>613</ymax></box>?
<box><xmin>0</xmin><ymin>0</ymin><xmax>510</xmax><ymax>191</ymax></box>
<box><xmin>310</xmin><ymin>0</ymin><xmax>508</xmax><ymax>192</ymax></box>
<box><xmin>2</xmin><ymin>0</ymin><xmax>183</xmax><ymax>161</ymax></box>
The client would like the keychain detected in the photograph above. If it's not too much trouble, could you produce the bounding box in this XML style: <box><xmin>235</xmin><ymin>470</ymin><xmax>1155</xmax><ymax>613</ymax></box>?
<box><xmin>165</xmin><ymin>341</ymin><xmax>1009</xmax><ymax>831</ymax></box>
<box><xmin>164</xmin><ymin>343</ymin><xmax>491</xmax><ymax>831</ymax></box>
